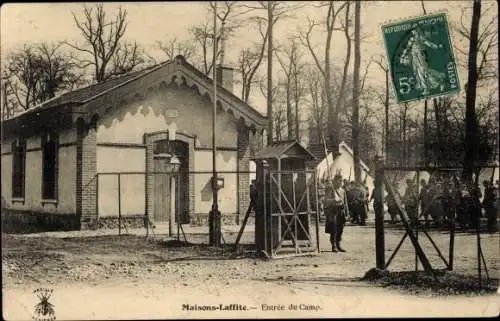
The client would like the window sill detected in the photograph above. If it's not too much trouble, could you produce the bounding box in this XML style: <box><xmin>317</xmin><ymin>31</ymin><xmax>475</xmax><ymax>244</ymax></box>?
<box><xmin>41</xmin><ymin>199</ymin><xmax>58</xmax><ymax>206</ymax></box>
<box><xmin>11</xmin><ymin>197</ymin><xmax>25</xmax><ymax>204</ymax></box>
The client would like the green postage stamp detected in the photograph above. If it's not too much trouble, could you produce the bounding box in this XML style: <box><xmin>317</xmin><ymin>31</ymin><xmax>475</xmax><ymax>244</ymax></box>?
<box><xmin>381</xmin><ymin>12</ymin><xmax>461</xmax><ymax>103</ymax></box>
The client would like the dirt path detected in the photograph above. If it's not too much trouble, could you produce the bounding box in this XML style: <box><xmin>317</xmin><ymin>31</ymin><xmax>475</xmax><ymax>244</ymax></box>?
<box><xmin>3</xmin><ymin>224</ymin><xmax>499</xmax><ymax>319</ymax></box>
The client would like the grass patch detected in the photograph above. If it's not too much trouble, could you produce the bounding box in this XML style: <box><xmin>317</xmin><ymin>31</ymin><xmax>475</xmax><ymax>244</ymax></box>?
<box><xmin>363</xmin><ymin>268</ymin><xmax>498</xmax><ymax>296</ymax></box>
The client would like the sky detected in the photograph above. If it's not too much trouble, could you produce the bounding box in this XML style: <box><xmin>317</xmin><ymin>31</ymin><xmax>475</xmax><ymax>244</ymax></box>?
<box><xmin>1</xmin><ymin>1</ymin><xmax>498</xmax><ymax>115</ymax></box>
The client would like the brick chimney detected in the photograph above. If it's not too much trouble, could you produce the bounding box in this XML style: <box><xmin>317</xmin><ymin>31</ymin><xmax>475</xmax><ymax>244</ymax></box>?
<box><xmin>215</xmin><ymin>64</ymin><xmax>234</xmax><ymax>94</ymax></box>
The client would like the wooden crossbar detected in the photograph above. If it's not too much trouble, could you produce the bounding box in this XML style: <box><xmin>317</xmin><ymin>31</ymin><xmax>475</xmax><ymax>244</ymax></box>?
<box><xmin>384</xmin><ymin>176</ymin><xmax>437</xmax><ymax>280</ymax></box>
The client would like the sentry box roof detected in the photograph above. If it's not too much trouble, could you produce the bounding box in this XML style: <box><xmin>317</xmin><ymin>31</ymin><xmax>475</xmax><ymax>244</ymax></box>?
<box><xmin>252</xmin><ymin>140</ymin><xmax>316</xmax><ymax>161</ymax></box>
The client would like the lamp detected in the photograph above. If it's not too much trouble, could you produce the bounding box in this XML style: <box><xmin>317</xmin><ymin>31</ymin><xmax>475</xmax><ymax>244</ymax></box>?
<box><xmin>170</xmin><ymin>155</ymin><xmax>181</xmax><ymax>172</ymax></box>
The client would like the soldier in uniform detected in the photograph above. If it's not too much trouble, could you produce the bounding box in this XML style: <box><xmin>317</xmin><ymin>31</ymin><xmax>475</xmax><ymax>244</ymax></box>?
<box><xmin>442</xmin><ymin>177</ymin><xmax>456</xmax><ymax>226</ymax></box>
<box><xmin>457</xmin><ymin>182</ymin><xmax>472</xmax><ymax>230</ymax></box>
<box><xmin>428</xmin><ymin>179</ymin><xmax>445</xmax><ymax>227</ymax></box>
<box><xmin>482</xmin><ymin>180</ymin><xmax>497</xmax><ymax>233</ymax></box>
<box><xmin>386</xmin><ymin>188</ymin><xmax>400</xmax><ymax>224</ymax></box>
<box><xmin>470</xmin><ymin>182</ymin><xmax>482</xmax><ymax>230</ymax></box>
<box><xmin>250</xmin><ymin>179</ymin><xmax>258</xmax><ymax>210</ymax></box>
<box><xmin>317</xmin><ymin>179</ymin><xmax>327</xmax><ymax>222</ymax></box>
<box><xmin>419</xmin><ymin>179</ymin><xmax>430</xmax><ymax>226</ymax></box>
<box><xmin>324</xmin><ymin>173</ymin><xmax>348</xmax><ymax>252</ymax></box>
<box><xmin>348</xmin><ymin>182</ymin><xmax>368</xmax><ymax>225</ymax></box>
<box><xmin>403</xmin><ymin>179</ymin><xmax>419</xmax><ymax>225</ymax></box>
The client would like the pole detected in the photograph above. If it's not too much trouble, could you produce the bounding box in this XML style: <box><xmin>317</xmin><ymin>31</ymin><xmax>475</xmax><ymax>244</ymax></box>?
<box><xmin>476</xmin><ymin>209</ymin><xmax>482</xmax><ymax>288</ymax></box>
<box><xmin>267</xmin><ymin>0</ymin><xmax>273</xmax><ymax>145</ymax></box>
<box><xmin>415</xmin><ymin>171</ymin><xmax>420</xmax><ymax>271</ymax></box>
<box><xmin>424</xmin><ymin>100</ymin><xmax>428</xmax><ymax>166</ymax></box>
<box><xmin>118</xmin><ymin>173</ymin><xmax>122</xmax><ymax>236</ymax></box>
<box><xmin>448</xmin><ymin>202</ymin><xmax>455</xmax><ymax>270</ymax></box>
<box><xmin>384</xmin><ymin>70</ymin><xmax>389</xmax><ymax>161</ymax></box>
<box><xmin>210</xmin><ymin>1</ymin><xmax>221</xmax><ymax>247</ymax></box>
<box><xmin>374</xmin><ymin>157</ymin><xmax>385</xmax><ymax>269</ymax></box>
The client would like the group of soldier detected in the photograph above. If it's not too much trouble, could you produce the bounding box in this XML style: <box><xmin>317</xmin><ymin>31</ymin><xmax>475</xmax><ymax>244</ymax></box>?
<box><xmin>398</xmin><ymin>176</ymin><xmax>499</xmax><ymax>233</ymax></box>
<box><xmin>319</xmin><ymin>172</ymin><xmax>499</xmax><ymax>253</ymax></box>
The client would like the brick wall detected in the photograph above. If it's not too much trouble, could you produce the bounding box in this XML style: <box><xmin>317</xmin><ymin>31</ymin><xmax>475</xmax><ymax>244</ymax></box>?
<box><xmin>77</xmin><ymin>118</ymin><xmax>98</xmax><ymax>230</ymax></box>
<box><xmin>237</xmin><ymin>124</ymin><xmax>250</xmax><ymax>223</ymax></box>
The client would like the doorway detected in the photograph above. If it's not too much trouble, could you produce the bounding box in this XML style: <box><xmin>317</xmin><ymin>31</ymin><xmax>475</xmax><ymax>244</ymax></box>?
<box><xmin>152</xmin><ymin>154</ymin><xmax>174</xmax><ymax>224</ymax></box>
<box><xmin>151</xmin><ymin>139</ymin><xmax>190</xmax><ymax>225</ymax></box>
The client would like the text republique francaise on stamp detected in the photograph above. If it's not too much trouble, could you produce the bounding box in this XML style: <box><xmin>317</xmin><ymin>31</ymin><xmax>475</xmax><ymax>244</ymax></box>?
<box><xmin>381</xmin><ymin>12</ymin><xmax>461</xmax><ymax>103</ymax></box>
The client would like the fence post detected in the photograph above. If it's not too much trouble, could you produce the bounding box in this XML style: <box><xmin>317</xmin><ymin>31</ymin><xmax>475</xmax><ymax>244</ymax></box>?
<box><xmin>374</xmin><ymin>156</ymin><xmax>385</xmax><ymax>269</ymax></box>
<box><xmin>118</xmin><ymin>173</ymin><xmax>122</xmax><ymax>236</ymax></box>
<box><xmin>96</xmin><ymin>174</ymin><xmax>99</xmax><ymax>224</ymax></box>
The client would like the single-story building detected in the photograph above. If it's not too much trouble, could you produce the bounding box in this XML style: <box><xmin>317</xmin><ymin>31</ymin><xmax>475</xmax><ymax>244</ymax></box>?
<box><xmin>1</xmin><ymin>55</ymin><xmax>267</xmax><ymax>232</ymax></box>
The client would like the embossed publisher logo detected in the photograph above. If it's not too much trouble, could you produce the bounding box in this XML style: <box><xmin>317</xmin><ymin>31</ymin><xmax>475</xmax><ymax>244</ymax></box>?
<box><xmin>33</xmin><ymin>288</ymin><xmax>56</xmax><ymax>321</ymax></box>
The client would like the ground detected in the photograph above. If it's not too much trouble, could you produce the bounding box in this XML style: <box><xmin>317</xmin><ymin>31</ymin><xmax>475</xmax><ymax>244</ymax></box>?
<box><xmin>2</xmin><ymin>217</ymin><xmax>500</xmax><ymax>319</ymax></box>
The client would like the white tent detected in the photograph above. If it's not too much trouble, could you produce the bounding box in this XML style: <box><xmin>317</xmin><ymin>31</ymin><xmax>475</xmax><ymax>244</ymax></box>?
<box><xmin>315</xmin><ymin>141</ymin><xmax>375</xmax><ymax>193</ymax></box>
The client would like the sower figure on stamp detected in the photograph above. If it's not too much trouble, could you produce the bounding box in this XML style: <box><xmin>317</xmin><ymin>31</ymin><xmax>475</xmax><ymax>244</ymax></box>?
<box><xmin>324</xmin><ymin>173</ymin><xmax>348</xmax><ymax>253</ymax></box>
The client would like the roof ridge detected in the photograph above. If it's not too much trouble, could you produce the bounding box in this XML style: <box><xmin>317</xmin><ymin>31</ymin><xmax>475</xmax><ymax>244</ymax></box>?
<box><xmin>32</xmin><ymin>61</ymin><xmax>170</xmax><ymax>110</ymax></box>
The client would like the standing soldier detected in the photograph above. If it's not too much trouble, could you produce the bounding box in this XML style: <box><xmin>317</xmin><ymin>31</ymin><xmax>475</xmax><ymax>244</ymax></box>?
<box><xmin>470</xmin><ymin>182</ymin><xmax>482</xmax><ymax>230</ymax></box>
<box><xmin>386</xmin><ymin>187</ymin><xmax>400</xmax><ymax>224</ymax></box>
<box><xmin>350</xmin><ymin>182</ymin><xmax>368</xmax><ymax>226</ymax></box>
<box><xmin>403</xmin><ymin>179</ymin><xmax>419</xmax><ymax>225</ymax></box>
<box><xmin>324</xmin><ymin>173</ymin><xmax>348</xmax><ymax>253</ymax></box>
<box><xmin>317</xmin><ymin>179</ymin><xmax>327</xmax><ymax>222</ymax></box>
<box><xmin>458</xmin><ymin>182</ymin><xmax>472</xmax><ymax>230</ymax></box>
<box><xmin>442</xmin><ymin>177</ymin><xmax>455</xmax><ymax>226</ymax></box>
<box><xmin>419</xmin><ymin>179</ymin><xmax>430</xmax><ymax>227</ymax></box>
<box><xmin>482</xmin><ymin>180</ymin><xmax>497</xmax><ymax>233</ymax></box>
<box><xmin>346</xmin><ymin>181</ymin><xmax>358</xmax><ymax>224</ymax></box>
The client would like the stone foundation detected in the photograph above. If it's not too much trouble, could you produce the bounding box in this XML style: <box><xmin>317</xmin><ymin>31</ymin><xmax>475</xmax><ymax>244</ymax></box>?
<box><xmin>189</xmin><ymin>213</ymin><xmax>240</xmax><ymax>226</ymax></box>
<box><xmin>1</xmin><ymin>209</ymin><xmax>80</xmax><ymax>234</ymax></box>
<box><xmin>98</xmin><ymin>215</ymin><xmax>145</xmax><ymax>229</ymax></box>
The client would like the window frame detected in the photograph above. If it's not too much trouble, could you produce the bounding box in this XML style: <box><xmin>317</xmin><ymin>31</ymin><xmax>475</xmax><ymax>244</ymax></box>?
<box><xmin>11</xmin><ymin>138</ymin><xmax>27</xmax><ymax>199</ymax></box>
<box><xmin>41</xmin><ymin>131</ymin><xmax>59</xmax><ymax>201</ymax></box>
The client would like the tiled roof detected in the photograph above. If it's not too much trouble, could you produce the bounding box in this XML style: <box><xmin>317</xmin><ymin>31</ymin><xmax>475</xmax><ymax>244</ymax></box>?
<box><xmin>15</xmin><ymin>64</ymin><xmax>162</xmax><ymax>118</ymax></box>
<box><xmin>4</xmin><ymin>56</ymin><xmax>266</xmax><ymax>126</ymax></box>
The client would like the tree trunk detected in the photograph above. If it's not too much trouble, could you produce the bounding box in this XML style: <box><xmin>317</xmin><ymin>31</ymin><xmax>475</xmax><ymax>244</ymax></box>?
<box><xmin>463</xmin><ymin>0</ymin><xmax>481</xmax><ymax>183</ymax></box>
<box><xmin>267</xmin><ymin>1</ymin><xmax>274</xmax><ymax>144</ymax></box>
<box><xmin>352</xmin><ymin>1</ymin><xmax>361</xmax><ymax>184</ymax></box>
<box><xmin>294</xmin><ymin>79</ymin><xmax>300</xmax><ymax>141</ymax></box>
<box><xmin>325</xmin><ymin>4</ymin><xmax>336</xmax><ymax>153</ymax></box>
<box><xmin>433</xmin><ymin>98</ymin><xmax>442</xmax><ymax>166</ymax></box>
<box><xmin>335</xmin><ymin>1</ymin><xmax>351</xmax><ymax>148</ymax></box>
<box><xmin>286</xmin><ymin>85</ymin><xmax>293</xmax><ymax>139</ymax></box>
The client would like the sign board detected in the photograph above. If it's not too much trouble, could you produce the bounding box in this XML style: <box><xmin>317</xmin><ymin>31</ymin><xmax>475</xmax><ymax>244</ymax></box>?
<box><xmin>381</xmin><ymin>12</ymin><xmax>460</xmax><ymax>103</ymax></box>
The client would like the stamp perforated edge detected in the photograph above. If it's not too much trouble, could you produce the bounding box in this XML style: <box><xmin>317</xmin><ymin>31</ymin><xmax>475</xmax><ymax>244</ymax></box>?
<box><xmin>377</xmin><ymin>9</ymin><xmax>463</xmax><ymax>104</ymax></box>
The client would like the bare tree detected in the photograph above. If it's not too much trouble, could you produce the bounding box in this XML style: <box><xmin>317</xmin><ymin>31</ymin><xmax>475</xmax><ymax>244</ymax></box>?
<box><xmin>373</xmin><ymin>54</ymin><xmax>390</xmax><ymax>157</ymax></box>
<box><xmin>189</xmin><ymin>1</ymin><xmax>239</xmax><ymax>75</ymax></box>
<box><xmin>275</xmin><ymin>38</ymin><xmax>306</xmax><ymax>141</ymax></box>
<box><xmin>300</xmin><ymin>1</ymin><xmax>349</xmax><ymax>152</ymax></box>
<box><xmin>3</xmin><ymin>45</ymin><xmax>41</xmax><ymax>111</ymax></box>
<box><xmin>66</xmin><ymin>4</ymin><xmax>145</xmax><ymax>83</ymax></box>
<box><xmin>352</xmin><ymin>0</ymin><xmax>361</xmax><ymax>183</ymax></box>
<box><xmin>237</xmin><ymin>18</ymin><xmax>269</xmax><ymax>103</ymax></box>
<box><xmin>304</xmin><ymin>65</ymin><xmax>327</xmax><ymax>146</ymax></box>
<box><xmin>1</xmin><ymin>43</ymin><xmax>83</xmax><ymax>119</ymax></box>
<box><xmin>240</xmin><ymin>1</ymin><xmax>304</xmax><ymax>144</ymax></box>
<box><xmin>259</xmin><ymin>76</ymin><xmax>286</xmax><ymax>141</ymax></box>
<box><xmin>463</xmin><ymin>0</ymin><xmax>482</xmax><ymax>183</ymax></box>
<box><xmin>155</xmin><ymin>37</ymin><xmax>196</xmax><ymax>62</ymax></box>
<box><xmin>454</xmin><ymin>2</ymin><xmax>498</xmax><ymax>85</ymax></box>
